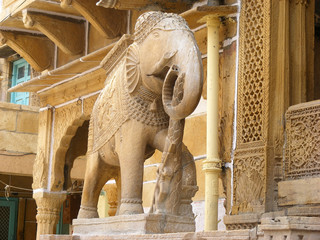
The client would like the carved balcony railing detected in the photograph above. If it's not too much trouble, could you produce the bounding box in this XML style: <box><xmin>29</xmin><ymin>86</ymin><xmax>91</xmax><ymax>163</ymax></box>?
<box><xmin>285</xmin><ymin>99</ymin><xmax>320</xmax><ymax>180</ymax></box>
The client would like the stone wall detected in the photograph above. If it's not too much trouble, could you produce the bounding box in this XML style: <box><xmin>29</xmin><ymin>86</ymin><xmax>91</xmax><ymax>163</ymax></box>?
<box><xmin>0</xmin><ymin>101</ymin><xmax>38</xmax><ymax>176</ymax></box>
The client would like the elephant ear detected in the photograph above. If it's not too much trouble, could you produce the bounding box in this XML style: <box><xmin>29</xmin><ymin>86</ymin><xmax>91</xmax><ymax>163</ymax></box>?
<box><xmin>126</xmin><ymin>43</ymin><xmax>141</xmax><ymax>94</ymax></box>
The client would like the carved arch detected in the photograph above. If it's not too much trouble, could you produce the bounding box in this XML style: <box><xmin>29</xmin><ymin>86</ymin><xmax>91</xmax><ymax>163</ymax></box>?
<box><xmin>50</xmin><ymin>95</ymin><xmax>98</xmax><ymax>191</ymax></box>
<box><xmin>51</xmin><ymin>115</ymin><xmax>90</xmax><ymax>191</ymax></box>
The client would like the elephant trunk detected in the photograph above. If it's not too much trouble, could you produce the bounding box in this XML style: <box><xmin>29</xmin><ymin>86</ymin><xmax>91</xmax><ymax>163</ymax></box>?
<box><xmin>162</xmin><ymin>35</ymin><xmax>203</xmax><ymax>120</ymax></box>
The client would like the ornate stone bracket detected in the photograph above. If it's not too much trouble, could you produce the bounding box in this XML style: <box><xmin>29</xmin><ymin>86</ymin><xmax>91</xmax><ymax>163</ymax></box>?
<box><xmin>0</xmin><ymin>30</ymin><xmax>53</xmax><ymax>71</ymax></box>
<box><xmin>60</xmin><ymin>0</ymin><xmax>126</xmax><ymax>38</ymax></box>
<box><xmin>22</xmin><ymin>9</ymin><xmax>85</xmax><ymax>55</ymax></box>
<box><xmin>96</xmin><ymin>0</ymin><xmax>194</xmax><ymax>12</ymax></box>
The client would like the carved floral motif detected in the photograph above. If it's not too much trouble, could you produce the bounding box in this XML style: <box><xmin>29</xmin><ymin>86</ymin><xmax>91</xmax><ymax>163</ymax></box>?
<box><xmin>233</xmin><ymin>149</ymin><xmax>265</xmax><ymax>213</ymax></box>
<box><xmin>285</xmin><ymin>101</ymin><xmax>320</xmax><ymax>179</ymax></box>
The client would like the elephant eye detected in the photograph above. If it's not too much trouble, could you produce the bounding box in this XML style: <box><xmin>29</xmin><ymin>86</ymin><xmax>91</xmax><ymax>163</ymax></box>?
<box><xmin>152</xmin><ymin>31</ymin><xmax>160</xmax><ymax>38</ymax></box>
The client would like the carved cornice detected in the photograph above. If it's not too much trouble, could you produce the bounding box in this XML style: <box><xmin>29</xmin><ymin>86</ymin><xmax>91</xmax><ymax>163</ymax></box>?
<box><xmin>22</xmin><ymin>9</ymin><xmax>85</xmax><ymax>55</ymax></box>
<box><xmin>61</xmin><ymin>0</ymin><xmax>126</xmax><ymax>38</ymax></box>
<box><xmin>0</xmin><ymin>30</ymin><xmax>53</xmax><ymax>71</ymax></box>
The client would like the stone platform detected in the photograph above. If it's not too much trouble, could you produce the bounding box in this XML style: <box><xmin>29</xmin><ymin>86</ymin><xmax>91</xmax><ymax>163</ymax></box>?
<box><xmin>41</xmin><ymin>230</ymin><xmax>256</xmax><ymax>240</ymax></box>
<box><xmin>40</xmin><ymin>215</ymin><xmax>320</xmax><ymax>240</ymax></box>
<box><xmin>73</xmin><ymin>214</ymin><xmax>195</xmax><ymax>235</ymax></box>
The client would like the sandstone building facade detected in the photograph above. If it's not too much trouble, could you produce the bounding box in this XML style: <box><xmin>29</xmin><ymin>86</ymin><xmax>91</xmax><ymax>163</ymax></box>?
<box><xmin>0</xmin><ymin>0</ymin><xmax>319</xmax><ymax>239</ymax></box>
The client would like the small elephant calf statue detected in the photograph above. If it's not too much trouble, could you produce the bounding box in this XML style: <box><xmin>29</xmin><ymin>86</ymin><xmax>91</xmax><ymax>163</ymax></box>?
<box><xmin>78</xmin><ymin>11</ymin><xmax>203</xmax><ymax>218</ymax></box>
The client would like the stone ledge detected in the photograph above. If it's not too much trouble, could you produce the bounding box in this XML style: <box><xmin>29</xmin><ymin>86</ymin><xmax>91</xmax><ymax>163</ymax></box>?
<box><xmin>41</xmin><ymin>229</ymin><xmax>254</xmax><ymax>240</ymax></box>
<box><xmin>0</xmin><ymin>101</ymin><xmax>39</xmax><ymax>112</ymax></box>
<box><xmin>73</xmin><ymin>214</ymin><xmax>195</xmax><ymax>235</ymax></box>
<box><xmin>260</xmin><ymin>216</ymin><xmax>320</xmax><ymax>231</ymax></box>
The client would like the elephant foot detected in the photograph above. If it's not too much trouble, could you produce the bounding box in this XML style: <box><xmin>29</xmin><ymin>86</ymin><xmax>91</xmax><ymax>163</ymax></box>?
<box><xmin>119</xmin><ymin>198</ymin><xmax>144</xmax><ymax>215</ymax></box>
<box><xmin>77</xmin><ymin>205</ymin><xmax>99</xmax><ymax>219</ymax></box>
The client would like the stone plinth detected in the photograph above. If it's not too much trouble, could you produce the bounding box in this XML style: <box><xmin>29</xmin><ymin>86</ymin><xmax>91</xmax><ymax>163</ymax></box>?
<box><xmin>73</xmin><ymin>214</ymin><xmax>195</xmax><ymax>235</ymax></box>
<box><xmin>41</xmin><ymin>229</ymin><xmax>255</xmax><ymax>240</ymax></box>
<box><xmin>259</xmin><ymin>216</ymin><xmax>320</xmax><ymax>240</ymax></box>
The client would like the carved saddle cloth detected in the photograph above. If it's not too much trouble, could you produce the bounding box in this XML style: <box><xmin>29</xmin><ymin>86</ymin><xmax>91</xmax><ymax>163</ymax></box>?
<box><xmin>90</xmin><ymin>59</ymin><xmax>169</xmax><ymax>153</ymax></box>
<box><xmin>91</xmin><ymin>60</ymin><xmax>128</xmax><ymax>153</ymax></box>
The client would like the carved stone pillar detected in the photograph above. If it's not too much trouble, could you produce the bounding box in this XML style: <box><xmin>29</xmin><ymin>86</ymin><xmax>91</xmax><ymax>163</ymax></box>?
<box><xmin>224</xmin><ymin>0</ymin><xmax>271</xmax><ymax>230</ymax></box>
<box><xmin>34</xmin><ymin>191</ymin><xmax>66</xmax><ymax>240</ymax></box>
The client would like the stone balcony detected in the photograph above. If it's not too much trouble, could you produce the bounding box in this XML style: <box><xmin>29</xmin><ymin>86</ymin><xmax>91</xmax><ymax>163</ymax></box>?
<box><xmin>0</xmin><ymin>101</ymin><xmax>38</xmax><ymax>176</ymax></box>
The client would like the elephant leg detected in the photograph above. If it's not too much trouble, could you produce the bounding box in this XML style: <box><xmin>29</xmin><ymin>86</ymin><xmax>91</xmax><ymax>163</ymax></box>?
<box><xmin>114</xmin><ymin>172</ymin><xmax>121</xmax><ymax>216</ymax></box>
<box><xmin>78</xmin><ymin>151</ymin><xmax>115</xmax><ymax>218</ymax></box>
<box><xmin>117</xmin><ymin>123</ymin><xmax>146</xmax><ymax>215</ymax></box>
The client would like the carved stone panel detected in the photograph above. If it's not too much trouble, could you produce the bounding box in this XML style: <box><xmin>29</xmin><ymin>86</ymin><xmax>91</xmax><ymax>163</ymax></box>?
<box><xmin>237</xmin><ymin>0</ymin><xmax>270</xmax><ymax>147</ymax></box>
<box><xmin>285</xmin><ymin>100</ymin><xmax>320</xmax><ymax>180</ymax></box>
<box><xmin>233</xmin><ymin>147</ymin><xmax>266</xmax><ymax>215</ymax></box>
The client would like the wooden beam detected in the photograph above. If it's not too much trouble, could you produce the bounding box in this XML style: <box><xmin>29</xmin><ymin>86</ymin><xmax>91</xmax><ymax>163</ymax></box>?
<box><xmin>22</xmin><ymin>9</ymin><xmax>85</xmax><ymax>55</ymax></box>
<box><xmin>0</xmin><ymin>31</ymin><xmax>53</xmax><ymax>71</ymax></box>
<box><xmin>60</xmin><ymin>0</ymin><xmax>126</xmax><ymax>38</ymax></box>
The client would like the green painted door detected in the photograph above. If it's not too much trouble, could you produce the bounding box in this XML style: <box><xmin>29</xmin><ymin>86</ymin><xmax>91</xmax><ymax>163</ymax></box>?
<box><xmin>0</xmin><ymin>198</ymin><xmax>18</xmax><ymax>240</ymax></box>
<box><xmin>11</xmin><ymin>59</ymin><xmax>30</xmax><ymax>105</ymax></box>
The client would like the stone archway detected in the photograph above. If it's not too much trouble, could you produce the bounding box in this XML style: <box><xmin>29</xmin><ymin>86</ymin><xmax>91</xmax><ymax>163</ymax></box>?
<box><xmin>51</xmin><ymin>114</ymin><xmax>89</xmax><ymax>192</ymax></box>
<box><xmin>63</xmin><ymin>120</ymin><xmax>89</xmax><ymax>190</ymax></box>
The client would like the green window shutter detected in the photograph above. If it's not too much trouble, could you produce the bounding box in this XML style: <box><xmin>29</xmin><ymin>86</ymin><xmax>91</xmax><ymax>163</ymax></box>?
<box><xmin>0</xmin><ymin>198</ymin><xmax>19</xmax><ymax>240</ymax></box>
<box><xmin>10</xmin><ymin>59</ymin><xmax>31</xmax><ymax>105</ymax></box>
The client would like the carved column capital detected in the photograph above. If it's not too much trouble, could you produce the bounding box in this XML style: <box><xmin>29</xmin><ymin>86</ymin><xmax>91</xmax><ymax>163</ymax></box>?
<box><xmin>34</xmin><ymin>191</ymin><xmax>66</xmax><ymax>239</ymax></box>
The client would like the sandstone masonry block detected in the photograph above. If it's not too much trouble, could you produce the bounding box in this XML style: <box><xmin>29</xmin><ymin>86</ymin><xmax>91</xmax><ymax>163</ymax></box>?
<box><xmin>0</xmin><ymin>109</ymin><xmax>17</xmax><ymax>131</ymax></box>
<box><xmin>17</xmin><ymin>111</ymin><xmax>39</xmax><ymax>134</ymax></box>
<box><xmin>278</xmin><ymin>177</ymin><xmax>320</xmax><ymax>206</ymax></box>
<box><xmin>0</xmin><ymin>131</ymin><xmax>37</xmax><ymax>153</ymax></box>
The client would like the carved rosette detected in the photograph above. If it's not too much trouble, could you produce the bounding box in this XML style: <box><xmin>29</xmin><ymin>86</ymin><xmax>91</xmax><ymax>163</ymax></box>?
<box><xmin>285</xmin><ymin>100</ymin><xmax>320</xmax><ymax>179</ymax></box>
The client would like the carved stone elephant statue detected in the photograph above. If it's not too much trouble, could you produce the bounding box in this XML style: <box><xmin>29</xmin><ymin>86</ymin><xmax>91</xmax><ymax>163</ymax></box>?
<box><xmin>78</xmin><ymin>11</ymin><xmax>203</xmax><ymax>218</ymax></box>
